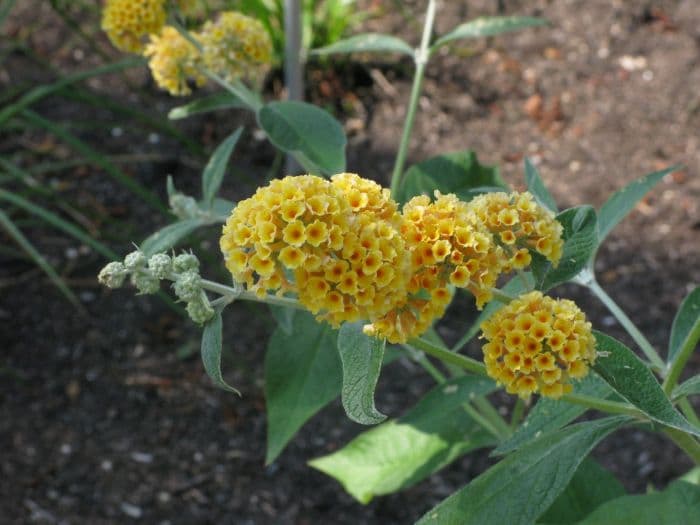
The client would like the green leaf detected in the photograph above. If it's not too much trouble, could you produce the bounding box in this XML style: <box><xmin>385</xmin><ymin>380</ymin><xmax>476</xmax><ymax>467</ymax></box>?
<box><xmin>201</xmin><ymin>310</ymin><xmax>240</xmax><ymax>395</ymax></box>
<box><xmin>337</xmin><ymin>323</ymin><xmax>387</xmax><ymax>425</ymax></box>
<box><xmin>209</xmin><ymin>197</ymin><xmax>235</xmax><ymax>219</ymax></box>
<box><xmin>432</xmin><ymin>16</ymin><xmax>547</xmax><ymax>50</ymax></box>
<box><xmin>268</xmin><ymin>304</ymin><xmax>296</xmax><ymax>336</ymax></box>
<box><xmin>524</xmin><ymin>158</ymin><xmax>558</xmax><ymax>212</ymax></box>
<box><xmin>201</xmin><ymin>127</ymin><xmax>242</xmax><ymax>207</ymax></box>
<box><xmin>0</xmin><ymin>208</ymin><xmax>80</xmax><ymax>307</ymax></box>
<box><xmin>397</xmin><ymin>150</ymin><xmax>507</xmax><ymax>205</ymax></box>
<box><xmin>538</xmin><ymin>458</ymin><xmax>626</xmax><ymax>524</ymax></box>
<box><xmin>312</xmin><ymin>33</ymin><xmax>414</xmax><ymax>56</ymax></box>
<box><xmin>257</xmin><ymin>101</ymin><xmax>346</xmax><ymax>175</ymax></box>
<box><xmin>597</xmin><ymin>166</ymin><xmax>677</xmax><ymax>243</ymax></box>
<box><xmin>265</xmin><ymin>311</ymin><xmax>342</xmax><ymax>463</ymax></box>
<box><xmin>168</xmin><ymin>92</ymin><xmax>247</xmax><ymax>120</ymax></box>
<box><xmin>416</xmin><ymin>417</ymin><xmax>627</xmax><ymax>525</ymax></box>
<box><xmin>140</xmin><ymin>218</ymin><xmax>203</xmax><ymax>256</ymax></box>
<box><xmin>494</xmin><ymin>373</ymin><xmax>613</xmax><ymax>455</ymax></box>
<box><xmin>674</xmin><ymin>375</ymin><xmax>700</xmax><ymax>400</ymax></box>
<box><xmin>0</xmin><ymin>187</ymin><xmax>117</xmax><ymax>260</ymax></box>
<box><xmin>532</xmin><ymin>206</ymin><xmax>598</xmax><ymax>291</ymax></box>
<box><xmin>309</xmin><ymin>376</ymin><xmax>496</xmax><ymax>503</ymax></box>
<box><xmin>593</xmin><ymin>331</ymin><xmax>700</xmax><ymax>437</ymax></box>
<box><xmin>668</xmin><ymin>287</ymin><xmax>700</xmax><ymax>365</ymax></box>
<box><xmin>570</xmin><ymin>480</ymin><xmax>700</xmax><ymax>525</ymax></box>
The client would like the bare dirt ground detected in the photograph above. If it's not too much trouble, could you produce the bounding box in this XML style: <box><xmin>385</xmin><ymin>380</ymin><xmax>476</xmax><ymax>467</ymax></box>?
<box><xmin>2</xmin><ymin>1</ymin><xmax>700</xmax><ymax>523</ymax></box>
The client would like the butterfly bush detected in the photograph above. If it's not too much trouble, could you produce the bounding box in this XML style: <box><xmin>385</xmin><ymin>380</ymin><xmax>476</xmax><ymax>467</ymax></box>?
<box><xmin>101</xmin><ymin>0</ymin><xmax>167</xmax><ymax>53</ymax></box>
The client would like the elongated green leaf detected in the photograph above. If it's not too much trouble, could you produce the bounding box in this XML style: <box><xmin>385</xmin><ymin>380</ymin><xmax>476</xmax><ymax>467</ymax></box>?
<box><xmin>494</xmin><ymin>373</ymin><xmax>613</xmax><ymax>455</ymax></box>
<box><xmin>257</xmin><ymin>101</ymin><xmax>346</xmax><ymax>175</ymax></box>
<box><xmin>140</xmin><ymin>218</ymin><xmax>203</xmax><ymax>256</ymax></box>
<box><xmin>21</xmin><ymin>109</ymin><xmax>166</xmax><ymax>213</ymax></box>
<box><xmin>312</xmin><ymin>33</ymin><xmax>414</xmax><ymax>56</ymax></box>
<box><xmin>397</xmin><ymin>150</ymin><xmax>507</xmax><ymax>205</ymax></box>
<box><xmin>0</xmin><ymin>188</ymin><xmax>117</xmax><ymax>259</ymax></box>
<box><xmin>538</xmin><ymin>458</ymin><xmax>625</xmax><ymax>524</ymax></box>
<box><xmin>570</xmin><ymin>481</ymin><xmax>700</xmax><ymax>525</ymax></box>
<box><xmin>674</xmin><ymin>375</ymin><xmax>700</xmax><ymax>400</ymax></box>
<box><xmin>0</xmin><ymin>208</ymin><xmax>80</xmax><ymax>306</ymax></box>
<box><xmin>310</xmin><ymin>376</ymin><xmax>496</xmax><ymax>503</ymax></box>
<box><xmin>168</xmin><ymin>92</ymin><xmax>247</xmax><ymax>120</ymax></box>
<box><xmin>432</xmin><ymin>16</ymin><xmax>547</xmax><ymax>50</ymax></box>
<box><xmin>265</xmin><ymin>311</ymin><xmax>342</xmax><ymax>463</ymax></box>
<box><xmin>525</xmin><ymin>158</ymin><xmax>558</xmax><ymax>212</ymax></box>
<box><xmin>268</xmin><ymin>304</ymin><xmax>296</xmax><ymax>336</ymax></box>
<box><xmin>598</xmin><ymin>166</ymin><xmax>677</xmax><ymax>243</ymax></box>
<box><xmin>416</xmin><ymin>417</ymin><xmax>627</xmax><ymax>525</ymax></box>
<box><xmin>668</xmin><ymin>287</ymin><xmax>700</xmax><ymax>365</ymax></box>
<box><xmin>532</xmin><ymin>206</ymin><xmax>598</xmax><ymax>291</ymax></box>
<box><xmin>337</xmin><ymin>323</ymin><xmax>387</xmax><ymax>425</ymax></box>
<box><xmin>201</xmin><ymin>310</ymin><xmax>240</xmax><ymax>395</ymax></box>
<box><xmin>0</xmin><ymin>57</ymin><xmax>141</xmax><ymax>129</ymax></box>
<box><xmin>202</xmin><ymin>127</ymin><xmax>242</xmax><ymax>207</ymax></box>
<box><xmin>593</xmin><ymin>331</ymin><xmax>700</xmax><ymax>437</ymax></box>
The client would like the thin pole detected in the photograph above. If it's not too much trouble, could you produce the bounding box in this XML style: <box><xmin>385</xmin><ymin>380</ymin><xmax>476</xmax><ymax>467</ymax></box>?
<box><xmin>284</xmin><ymin>0</ymin><xmax>303</xmax><ymax>174</ymax></box>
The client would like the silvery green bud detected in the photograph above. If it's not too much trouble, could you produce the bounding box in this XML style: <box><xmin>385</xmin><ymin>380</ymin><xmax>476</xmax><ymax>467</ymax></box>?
<box><xmin>172</xmin><ymin>253</ymin><xmax>199</xmax><ymax>273</ymax></box>
<box><xmin>98</xmin><ymin>261</ymin><xmax>127</xmax><ymax>289</ymax></box>
<box><xmin>131</xmin><ymin>272</ymin><xmax>160</xmax><ymax>295</ymax></box>
<box><xmin>170</xmin><ymin>193</ymin><xmax>200</xmax><ymax>219</ymax></box>
<box><xmin>124</xmin><ymin>250</ymin><xmax>146</xmax><ymax>271</ymax></box>
<box><xmin>173</xmin><ymin>270</ymin><xmax>201</xmax><ymax>302</ymax></box>
<box><xmin>148</xmin><ymin>253</ymin><xmax>172</xmax><ymax>279</ymax></box>
<box><xmin>187</xmin><ymin>298</ymin><xmax>215</xmax><ymax>325</ymax></box>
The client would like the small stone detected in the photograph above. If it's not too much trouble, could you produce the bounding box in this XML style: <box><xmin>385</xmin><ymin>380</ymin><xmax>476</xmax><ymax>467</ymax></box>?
<box><xmin>120</xmin><ymin>502</ymin><xmax>143</xmax><ymax>519</ymax></box>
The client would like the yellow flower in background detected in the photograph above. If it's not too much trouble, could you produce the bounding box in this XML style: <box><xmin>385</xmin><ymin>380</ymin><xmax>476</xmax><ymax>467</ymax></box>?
<box><xmin>480</xmin><ymin>291</ymin><xmax>596</xmax><ymax>399</ymax></box>
<box><xmin>144</xmin><ymin>26</ymin><xmax>205</xmax><ymax>96</ymax></box>
<box><xmin>101</xmin><ymin>0</ymin><xmax>167</xmax><ymax>53</ymax></box>
<box><xmin>197</xmin><ymin>11</ymin><xmax>272</xmax><ymax>83</ymax></box>
<box><xmin>220</xmin><ymin>175</ymin><xmax>410</xmax><ymax>328</ymax></box>
<box><xmin>469</xmin><ymin>191</ymin><xmax>564</xmax><ymax>269</ymax></box>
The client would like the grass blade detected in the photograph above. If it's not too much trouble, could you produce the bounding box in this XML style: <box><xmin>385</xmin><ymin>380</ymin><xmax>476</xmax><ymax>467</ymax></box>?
<box><xmin>0</xmin><ymin>208</ymin><xmax>80</xmax><ymax>306</ymax></box>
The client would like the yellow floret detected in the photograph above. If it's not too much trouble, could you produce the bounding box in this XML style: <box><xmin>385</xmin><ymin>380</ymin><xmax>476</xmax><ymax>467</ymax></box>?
<box><xmin>102</xmin><ymin>0</ymin><xmax>167</xmax><ymax>53</ymax></box>
<box><xmin>144</xmin><ymin>26</ymin><xmax>205</xmax><ymax>96</ymax></box>
<box><xmin>480</xmin><ymin>291</ymin><xmax>596</xmax><ymax>399</ymax></box>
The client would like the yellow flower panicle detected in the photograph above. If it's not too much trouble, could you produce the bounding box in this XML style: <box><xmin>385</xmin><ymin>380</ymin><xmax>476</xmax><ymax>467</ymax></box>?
<box><xmin>101</xmin><ymin>0</ymin><xmax>167</xmax><ymax>53</ymax></box>
<box><xmin>220</xmin><ymin>174</ymin><xmax>410</xmax><ymax>327</ymax></box>
<box><xmin>144</xmin><ymin>26</ymin><xmax>205</xmax><ymax>96</ymax></box>
<box><xmin>480</xmin><ymin>291</ymin><xmax>596</xmax><ymax>399</ymax></box>
<box><xmin>197</xmin><ymin>11</ymin><xmax>273</xmax><ymax>83</ymax></box>
<box><xmin>364</xmin><ymin>192</ymin><xmax>504</xmax><ymax>344</ymax></box>
<box><xmin>469</xmin><ymin>192</ymin><xmax>563</xmax><ymax>269</ymax></box>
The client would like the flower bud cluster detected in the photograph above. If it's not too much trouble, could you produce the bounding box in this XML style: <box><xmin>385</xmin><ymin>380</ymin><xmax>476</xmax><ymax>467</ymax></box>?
<box><xmin>98</xmin><ymin>251</ymin><xmax>213</xmax><ymax>325</ymax></box>
<box><xmin>101</xmin><ymin>0</ymin><xmax>167</xmax><ymax>53</ymax></box>
<box><xmin>480</xmin><ymin>291</ymin><xmax>596</xmax><ymax>399</ymax></box>
<box><xmin>143</xmin><ymin>26</ymin><xmax>206</xmax><ymax>96</ymax></box>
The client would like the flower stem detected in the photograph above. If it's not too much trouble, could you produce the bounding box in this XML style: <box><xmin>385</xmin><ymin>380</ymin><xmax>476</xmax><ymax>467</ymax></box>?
<box><xmin>410</xmin><ymin>337</ymin><xmax>488</xmax><ymax>377</ymax></box>
<box><xmin>560</xmin><ymin>393</ymin><xmax>645</xmax><ymax>418</ymax></box>
<box><xmin>510</xmin><ymin>398</ymin><xmax>526</xmax><ymax>428</ymax></box>
<box><xmin>462</xmin><ymin>401</ymin><xmax>506</xmax><ymax>442</ymax></box>
<box><xmin>199</xmin><ymin>278</ymin><xmax>303</xmax><ymax>310</ymax></box>
<box><xmin>586</xmin><ymin>278</ymin><xmax>665</xmax><ymax>372</ymax></box>
<box><xmin>663</xmin><ymin>320</ymin><xmax>700</xmax><ymax>395</ymax></box>
<box><xmin>402</xmin><ymin>344</ymin><xmax>447</xmax><ymax>383</ymax></box>
<box><xmin>389</xmin><ymin>0</ymin><xmax>438</xmax><ymax>198</ymax></box>
<box><xmin>664</xmin><ymin>427</ymin><xmax>700</xmax><ymax>466</ymax></box>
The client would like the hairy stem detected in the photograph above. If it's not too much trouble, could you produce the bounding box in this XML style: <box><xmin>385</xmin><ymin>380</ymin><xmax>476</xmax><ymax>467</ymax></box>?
<box><xmin>664</xmin><ymin>427</ymin><xmax>700</xmax><ymax>466</ymax></box>
<box><xmin>587</xmin><ymin>278</ymin><xmax>665</xmax><ymax>371</ymax></box>
<box><xmin>389</xmin><ymin>0</ymin><xmax>438</xmax><ymax>198</ymax></box>
<box><xmin>663</xmin><ymin>320</ymin><xmax>700</xmax><ymax>395</ymax></box>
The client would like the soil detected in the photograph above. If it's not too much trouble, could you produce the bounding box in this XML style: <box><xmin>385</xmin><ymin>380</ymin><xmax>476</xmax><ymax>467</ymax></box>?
<box><xmin>2</xmin><ymin>0</ymin><xmax>700</xmax><ymax>523</ymax></box>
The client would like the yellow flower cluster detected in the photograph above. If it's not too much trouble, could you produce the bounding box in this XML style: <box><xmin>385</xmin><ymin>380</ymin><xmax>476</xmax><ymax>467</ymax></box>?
<box><xmin>480</xmin><ymin>291</ymin><xmax>596</xmax><ymax>398</ymax></box>
<box><xmin>144</xmin><ymin>26</ymin><xmax>206</xmax><ymax>96</ymax></box>
<box><xmin>470</xmin><ymin>192</ymin><xmax>563</xmax><ymax>269</ymax></box>
<box><xmin>101</xmin><ymin>0</ymin><xmax>167</xmax><ymax>53</ymax></box>
<box><xmin>220</xmin><ymin>175</ymin><xmax>410</xmax><ymax>327</ymax></box>
<box><xmin>197</xmin><ymin>11</ymin><xmax>273</xmax><ymax>83</ymax></box>
<box><xmin>221</xmin><ymin>175</ymin><xmax>569</xmax><ymax>349</ymax></box>
<box><xmin>364</xmin><ymin>192</ymin><xmax>504</xmax><ymax>343</ymax></box>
